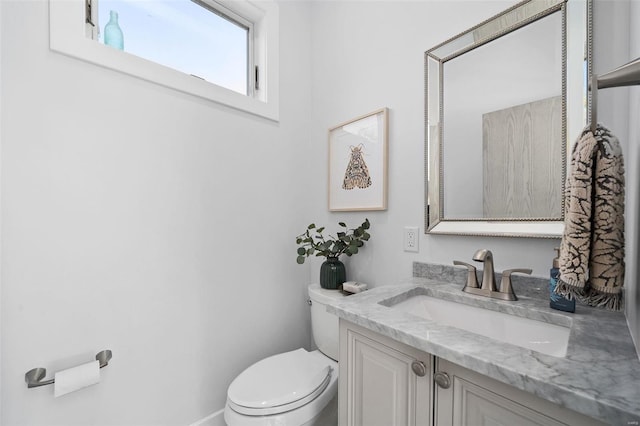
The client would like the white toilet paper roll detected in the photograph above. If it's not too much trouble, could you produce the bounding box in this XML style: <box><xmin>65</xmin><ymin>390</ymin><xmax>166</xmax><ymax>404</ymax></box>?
<box><xmin>54</xmin><ymin>360</ymin><xmax>100</xmax><ymax>397</ymax></box>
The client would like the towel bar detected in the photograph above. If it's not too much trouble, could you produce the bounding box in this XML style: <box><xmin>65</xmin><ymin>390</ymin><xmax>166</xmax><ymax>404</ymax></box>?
<box><xmin>25</xmin><ymin>349</ymin><xmax>112</xmax><ymax>388</ymax></box>
<box><xmin>590</xmin><ymin>56</ymin><xmax>640</xmax><ymax>132</ymax></box>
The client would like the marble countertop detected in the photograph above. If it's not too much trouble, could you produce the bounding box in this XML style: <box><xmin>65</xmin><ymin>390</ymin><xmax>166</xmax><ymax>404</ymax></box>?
<box><xmin>327</xmin><ymin>274</ymin><xmax>640</xmax><ymax>425</ymax></box>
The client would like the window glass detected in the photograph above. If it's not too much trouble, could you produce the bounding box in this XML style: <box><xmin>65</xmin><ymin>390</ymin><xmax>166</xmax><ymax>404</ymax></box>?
<box><xmin>96</xmin><ymin>0</ymin><xmax>249</xmax><ymax>95</ymax></box>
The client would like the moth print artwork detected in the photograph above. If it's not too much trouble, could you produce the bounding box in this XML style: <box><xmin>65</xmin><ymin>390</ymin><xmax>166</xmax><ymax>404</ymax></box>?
<box><xmin>342</xmin><ymin>144</ymin><xmax>372</xmax><ymax>190</ymax></box>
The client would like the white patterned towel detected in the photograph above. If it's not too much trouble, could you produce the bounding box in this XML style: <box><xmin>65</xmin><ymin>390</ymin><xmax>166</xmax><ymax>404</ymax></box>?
<box><xmin>557</xmin><ymin>124</ymin><xmax>625</xmax><ymax>311</ymax></box>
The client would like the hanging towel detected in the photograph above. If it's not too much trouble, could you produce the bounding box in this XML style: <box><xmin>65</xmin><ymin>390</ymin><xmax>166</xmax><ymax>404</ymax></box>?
<box><xmin>557</xmin><ymin>124</ymin><xmax>625</xmax><ymax>311</ymax></box>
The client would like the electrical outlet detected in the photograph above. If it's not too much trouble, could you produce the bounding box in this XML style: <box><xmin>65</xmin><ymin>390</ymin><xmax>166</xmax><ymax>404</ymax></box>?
<box><xmin>404</xmin><ymin>226</ymin><xmax>419</xmax><ymax>252</ymax></box>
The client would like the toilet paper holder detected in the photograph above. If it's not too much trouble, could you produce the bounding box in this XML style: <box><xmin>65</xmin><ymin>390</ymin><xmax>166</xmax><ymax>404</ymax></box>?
<box><xmin>25</xmin><ymin>349</ymin><xmax>112</xmax><ymax>388</ymax></box>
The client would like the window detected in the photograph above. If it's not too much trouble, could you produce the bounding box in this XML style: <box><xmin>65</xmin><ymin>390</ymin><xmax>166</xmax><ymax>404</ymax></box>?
<box><xmin>50</xmin><ymin>0</ymin><xmax>279</xmax><ymax>120</ymax></box>
<box><xmin>90</xmin><ymin>0</ymin><xmax>251</xmax><ymax>95</ymax></box>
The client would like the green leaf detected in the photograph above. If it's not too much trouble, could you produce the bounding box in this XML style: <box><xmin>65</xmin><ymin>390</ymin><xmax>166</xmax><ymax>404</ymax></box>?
<box><xmin>297</xmin><ymin>218</ymin><xmax>370</xmax><ymax>262</ymax></box>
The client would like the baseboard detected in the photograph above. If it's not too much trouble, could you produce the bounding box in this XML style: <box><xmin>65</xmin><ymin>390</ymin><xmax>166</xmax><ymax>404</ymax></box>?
<box><xmin>189</xmin><ymin>408</ymin><xmax>226</xmax><ymax>426</ymax></box>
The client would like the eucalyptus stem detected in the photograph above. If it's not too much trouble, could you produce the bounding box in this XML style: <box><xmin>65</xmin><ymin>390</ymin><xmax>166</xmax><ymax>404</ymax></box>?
<box><xmin>296</xmin><ymin>218</ymin><xmax>371</xmax><ymax>264</ymax></box>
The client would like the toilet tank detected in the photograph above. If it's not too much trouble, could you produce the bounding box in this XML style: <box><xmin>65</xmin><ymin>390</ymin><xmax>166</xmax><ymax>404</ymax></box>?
<box><xmin>308</xmin><ymin>284</ymin><xmax>346</xmax><ymax>361</ymax></box>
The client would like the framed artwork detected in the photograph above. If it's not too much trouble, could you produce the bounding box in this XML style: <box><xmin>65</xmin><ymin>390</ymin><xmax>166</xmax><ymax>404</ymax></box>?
<box><xmin>328</xmin><ymin>108</ymin><xmax>388</xmax><ymax>211</ymax></box>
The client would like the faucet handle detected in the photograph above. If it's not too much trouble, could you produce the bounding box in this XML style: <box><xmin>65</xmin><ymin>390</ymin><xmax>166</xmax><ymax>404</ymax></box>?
<box><xmin>499</xmin><ymin>268</ymin><xmax>532</xmax><ymax>300</ymax></box>
<box><xmin>453</xmin><ymin>261</ymin><xmax>479</xmax><ymax>289</ymax></box>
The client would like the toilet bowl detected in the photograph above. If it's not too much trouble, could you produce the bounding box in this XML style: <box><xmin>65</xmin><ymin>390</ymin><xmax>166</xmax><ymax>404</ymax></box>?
<box><xmin>224</xmin><ymin>284</ymin><xmax>345</xmax><ymax>426</ymax></box>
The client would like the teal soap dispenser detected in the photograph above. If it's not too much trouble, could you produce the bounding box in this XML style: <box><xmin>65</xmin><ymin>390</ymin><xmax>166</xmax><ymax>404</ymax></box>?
<box><xmin>550</xmin><ymin>247</ymin><xmax>575</xmax><ymax>312</ymax></box>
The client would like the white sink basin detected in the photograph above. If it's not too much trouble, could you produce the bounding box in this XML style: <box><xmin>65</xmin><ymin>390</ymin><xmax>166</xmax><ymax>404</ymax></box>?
<box><xmin>388</xmin><ymin>295</ymin><xmax>570</xmax><ymax>357</ymax></box>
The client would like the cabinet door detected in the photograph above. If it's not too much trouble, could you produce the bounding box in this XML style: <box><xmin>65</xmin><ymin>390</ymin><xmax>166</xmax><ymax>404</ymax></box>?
<box><xmin>339</xmin><ymin>320</ymin><xmax>432</xmax><ymax>426</ymax></box>
<box><xmin>435</xmin><ymin>358</ymin><xmax>605</xmax><ymax>426</ymax></box>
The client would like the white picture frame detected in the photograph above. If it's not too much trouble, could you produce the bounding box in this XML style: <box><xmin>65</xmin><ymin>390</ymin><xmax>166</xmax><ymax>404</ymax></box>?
<box><xmin>328</xmin><ymin>108</ymin><xmax>388</xmax><ymax>211</ymax></box>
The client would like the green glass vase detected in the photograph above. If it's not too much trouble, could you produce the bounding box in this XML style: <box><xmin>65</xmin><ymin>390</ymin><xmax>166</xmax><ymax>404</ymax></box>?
<box><xmin>320</xmin><ymin>257</ymin><xmax>346</xmax><ymax>289</ymax></box>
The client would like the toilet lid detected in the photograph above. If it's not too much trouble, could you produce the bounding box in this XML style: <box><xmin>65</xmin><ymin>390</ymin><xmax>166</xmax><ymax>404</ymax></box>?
<box><xmin>227</xmin><ymin>348</ymin><xmax>333</xmax><ymax>416</ymax></box>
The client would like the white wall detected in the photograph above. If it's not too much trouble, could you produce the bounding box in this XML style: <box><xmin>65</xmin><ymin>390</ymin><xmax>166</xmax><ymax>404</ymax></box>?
<box><xmin>631</xmin><ymin>0</ymin><xmax>640</xmax><ymax>357</ymax></box>
<box><xmin>307</xmin><ymin>0</ymin><xmax>561</xmax><ymax>289</ymax></box>
<box><xmin>592</xmin><ymin>0</ymin><xmax>638</xmax><ymax>357</ymax></box>
<box><xmin>623</xmin><ymin>0</ymin><xmax>640</xmax><ymax>356</ymax></box>
<box><xmin>308</xmin><ymin>0</ymin><xmax>639</xmax><ymax>353</ymax></box>
<box><xmin>1</xmin><ymin>1</ymin><xmax>314</xmax><ymax>424</ymax></box>
<box><xmin>0</xmin><ymin>0</ymin><xmax>3</xmax><ymax>419</ymax></box>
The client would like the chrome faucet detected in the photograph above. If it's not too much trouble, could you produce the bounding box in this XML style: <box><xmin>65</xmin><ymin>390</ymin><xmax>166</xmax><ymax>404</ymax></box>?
<box><xmin>453</xmin><ymin>249</ymin><xmax>532</xmax><ymax>301</ymax></box>
<box><xmin>472</xmin><ymin>249</ymin><xmax>496</xmax><ymax>292</ymax></box>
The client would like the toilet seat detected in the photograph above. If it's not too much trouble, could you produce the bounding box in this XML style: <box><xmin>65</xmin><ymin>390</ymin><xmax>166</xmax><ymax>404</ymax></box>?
<box><xmin>227</xmin><ymin>348</ymin><xmax>334</xmax><ymax>416</ymax></box>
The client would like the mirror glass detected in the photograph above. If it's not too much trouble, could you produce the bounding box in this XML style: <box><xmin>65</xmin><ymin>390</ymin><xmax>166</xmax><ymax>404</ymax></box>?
<box><xmin>425</xmin><ymin>0</ymin><xmax>591</xmax><ymax>238</ymax></box>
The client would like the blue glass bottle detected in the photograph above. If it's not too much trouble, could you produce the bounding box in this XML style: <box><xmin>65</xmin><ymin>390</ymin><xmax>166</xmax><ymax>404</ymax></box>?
<box><xmin>104</xmin><ymin>10</ymin><xmax>124</xmax><ymax>50</ymax></box>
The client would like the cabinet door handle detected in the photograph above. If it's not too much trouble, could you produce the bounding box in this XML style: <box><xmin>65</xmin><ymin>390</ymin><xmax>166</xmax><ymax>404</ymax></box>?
<box><xmin>434</xmin><ymin>371</ymin><xmax>451</xmax><ymax>389</ymax></box>
<box><xmin>411</xmin><ymin>360</ymin><xmax>427</xmax><ymax>377</ymax></box>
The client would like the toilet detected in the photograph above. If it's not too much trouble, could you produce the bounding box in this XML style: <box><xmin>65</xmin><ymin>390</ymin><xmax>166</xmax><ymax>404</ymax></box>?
<box><xmin>224</xmin><ymin>284</ymin><xmax>345</xmax><ymax>426</ymax></box>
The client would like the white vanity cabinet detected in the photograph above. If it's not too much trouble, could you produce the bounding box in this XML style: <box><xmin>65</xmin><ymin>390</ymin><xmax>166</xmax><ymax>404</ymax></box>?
<box><xmin>339</xmin><ymin>320</ymin><xmax>433</xmax><ymax>426</ymax></box>
<box><xmin>434</xmin><ymin>358</ymin><xmax>604</xmax><ymax>426</ymax></box>
<box><xmin>339</xmin><ymin>320</ymin><xmax>604</xmax><ymax>426</ymax></box>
